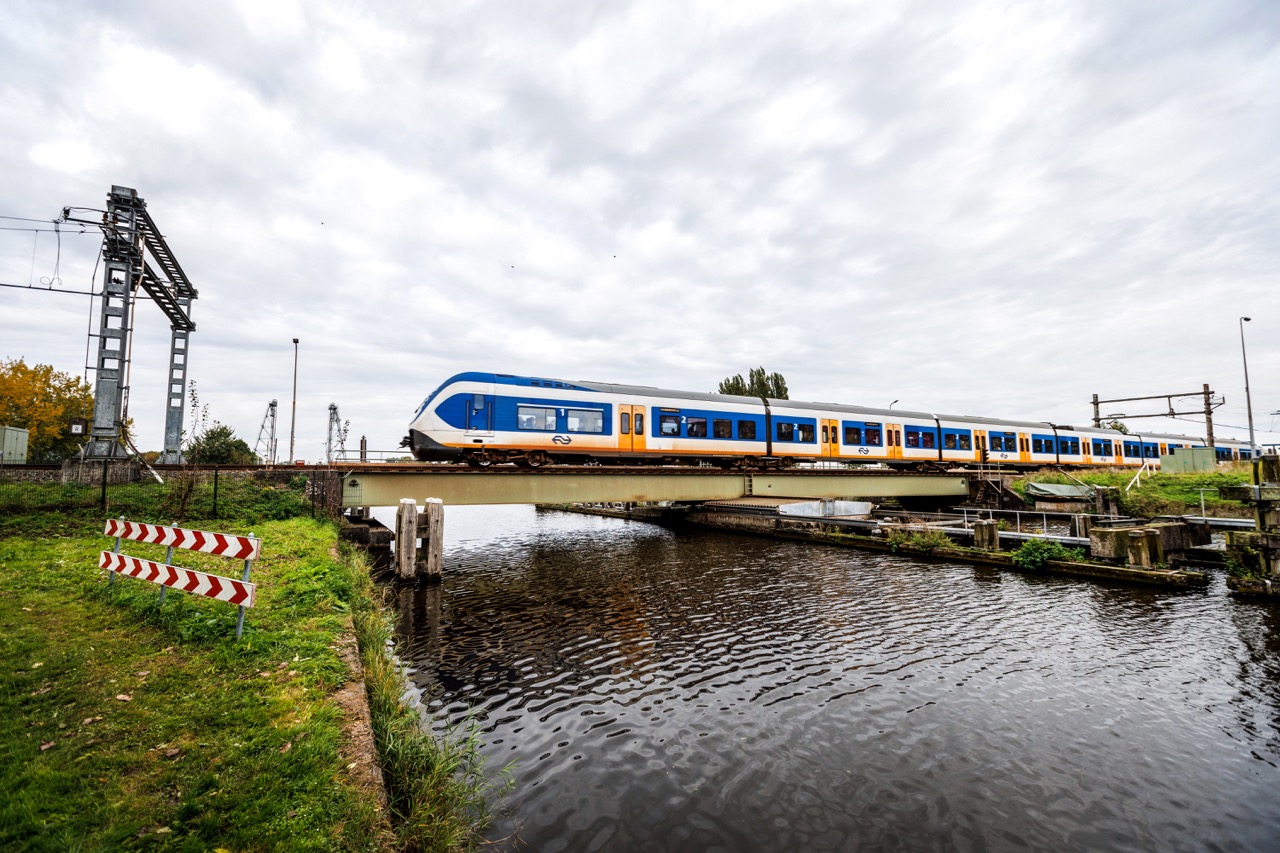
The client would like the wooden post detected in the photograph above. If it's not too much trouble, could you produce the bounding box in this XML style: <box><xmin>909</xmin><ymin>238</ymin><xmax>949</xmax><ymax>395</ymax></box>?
<box><xmin>421</xmin><ymin>497</ymin><xmax>444</xmax><ymax>582</ymax></box>
<box><xmin>394</xmin><ymin>498</ymin><xmax>418</xmax><ymax>579</ymax></box>
<box><xmin>973</xmin><ymin>519</ymin><xmax>999</xmax><ymax>550</ymax></box>
<box><xmin>1127</xmin><ymin>530</ymin><xmax>1154</xmax><ymax>567</ymax></box>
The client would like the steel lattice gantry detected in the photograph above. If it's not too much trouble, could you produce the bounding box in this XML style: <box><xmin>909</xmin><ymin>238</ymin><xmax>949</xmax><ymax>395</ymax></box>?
<box><xmin>80</xmin><ymin>186</ymin><xmax>197</xmax><ymax>461</ymax></box>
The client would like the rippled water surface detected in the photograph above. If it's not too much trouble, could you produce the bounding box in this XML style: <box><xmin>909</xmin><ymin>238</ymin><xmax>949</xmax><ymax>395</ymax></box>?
<box><xmin>388</xmin><ymin>506</ymin><xmax>1280</xmax><ymax>851</ymax></box>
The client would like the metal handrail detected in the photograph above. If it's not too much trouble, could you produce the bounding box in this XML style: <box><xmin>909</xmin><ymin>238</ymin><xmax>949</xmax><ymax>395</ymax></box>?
<box><xmin>1125</xmin><ymin>461</ymin><xmax>1152</xmax><ymax>493</ymax></box>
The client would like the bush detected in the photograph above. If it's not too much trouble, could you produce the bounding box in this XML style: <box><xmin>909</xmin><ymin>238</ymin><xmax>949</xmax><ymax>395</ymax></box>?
<box><xmin>886</xmin><ymin>528</ymin><xmax>954</xmax><ymax>554</ymax></box>
<box><xmin>1010</xmin><ymin>538</ymin><xmax>1086</xmax><ymax>571</ymax></box>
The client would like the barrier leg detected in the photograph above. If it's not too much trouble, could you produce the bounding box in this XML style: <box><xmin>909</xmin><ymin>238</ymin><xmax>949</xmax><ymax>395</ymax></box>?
<box><xmin>235</xmin><ymin>533</ymin><xmax>257</xmax><ymax>641</ymax></box>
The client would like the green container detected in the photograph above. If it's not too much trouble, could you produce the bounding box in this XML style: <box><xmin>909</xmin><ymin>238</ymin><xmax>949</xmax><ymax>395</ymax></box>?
<box><xmin>1</xmin><ymin>426</ymin><xmax>29</xmax><ymax>464</ymax></box>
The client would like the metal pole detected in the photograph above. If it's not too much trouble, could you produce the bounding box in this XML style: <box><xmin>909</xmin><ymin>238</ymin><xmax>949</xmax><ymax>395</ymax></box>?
<box><xmin>1240</xmin><ymin>318</ymin><xmax>1257</xmax><ymax>456</ymax></box>
<box><xmin>212</xmin><ymin>466</ymin><xmax>219</xmax><ymax>518</ymax></box>
<box><xmin>109</xmin><ymin>516</ymin><xmax>123</xmax><ymax>589</ymax></box>
<box><xmin>158</xmin><ymin>542</ymin><xmax>173</xmax><ymax>604</ymax></box>
<box><xmin>1203</xmin><ymin>383</ymin><xmax>1215</xmax><ymax>451</ymax></box>
<box><xmin>235</xmin><ymin>533</ymin><xmax>255</xmax><ymax>640</ymax></box>
<box><xmin>289</xmin><ymin>338</ymin><xmax>299</xmax><ymax>464</ymax></box>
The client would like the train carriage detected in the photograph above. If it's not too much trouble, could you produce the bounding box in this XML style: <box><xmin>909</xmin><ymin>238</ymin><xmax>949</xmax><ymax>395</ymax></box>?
<box><xmin>404</xmin><ymin>372</ymin><xmax>1254</xmax><ymax>469</ymax></box>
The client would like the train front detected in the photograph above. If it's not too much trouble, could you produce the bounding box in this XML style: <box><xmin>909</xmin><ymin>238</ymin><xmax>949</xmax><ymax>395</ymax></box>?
<box><xmin>402</xmin><ymin>373</ymin><xmax>489</xmax><ymax>462</ymax></box>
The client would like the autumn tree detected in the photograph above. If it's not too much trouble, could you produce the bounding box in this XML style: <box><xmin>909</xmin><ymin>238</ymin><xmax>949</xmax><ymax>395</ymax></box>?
<box><xmin>717</xmin><ymin>367</ymin><xmax>789</xmax><ymax>399</ymax></box>
<box><xmin>0</xmin><ymin>358</ymin><xmax>94</xmax><ymax>461</ymax></box>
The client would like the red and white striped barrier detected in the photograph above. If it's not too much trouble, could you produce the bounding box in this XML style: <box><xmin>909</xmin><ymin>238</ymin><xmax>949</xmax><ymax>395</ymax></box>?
<box><xmin>103</xmin><ymin>519</ymin><xmax>261</xmax><ymax>560</ymax></box>
<box><xmin>98</xmin><ymin>551</ymin><xmax>256</xmax><ymax>607</ymax></box>
<box><xmin>102</xmin><ymin>518</ymin><xmax>261</xmax><ymax>639</ymax></box>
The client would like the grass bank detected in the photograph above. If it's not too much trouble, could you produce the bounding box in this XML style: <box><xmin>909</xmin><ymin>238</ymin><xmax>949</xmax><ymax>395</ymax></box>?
<box><xmin>1</xmin><ymin>494</ymin><xmax>504</xmax><ymax>851</ymax></box>
<box><xmin>1010</xmin><ymin>464</ymin><xmax>1255</xmax><ymax>517</ymax></box>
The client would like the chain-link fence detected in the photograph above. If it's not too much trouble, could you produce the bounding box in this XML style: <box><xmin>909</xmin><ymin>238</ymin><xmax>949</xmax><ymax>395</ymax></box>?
<box><xmin>0</xmin><ymin>462</ymin><xmax>345</xmax><ymax>523</ymax></box>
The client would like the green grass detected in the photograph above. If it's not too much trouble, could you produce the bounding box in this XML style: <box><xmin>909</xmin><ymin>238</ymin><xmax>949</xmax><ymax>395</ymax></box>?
<box><xmin>0</xmin><ymin>475</ymin><xmax>318</xmax><ymax>534</ymax></box>
<box><xmin>1011</xmin><ymin>464</ymin><xmax>1254</xmax><ymax>517</ymax></box>
<box><xmin>0</xmin><ymin>506</ymin><xmax>507</xmax><ymax>852</ymax></box>
<box><xmin>0</xmin><ymin>517</ymin><xmax>385</xmax><ymax>851</ymax></box>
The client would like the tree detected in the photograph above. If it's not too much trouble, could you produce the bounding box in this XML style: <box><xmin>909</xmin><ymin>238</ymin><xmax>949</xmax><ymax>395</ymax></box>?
<box><xmin>0</xmin><ymin>358</ymin><xmax>94</xmax><ymax>461</ymax></box>
<box><xmin>182</xmin><ymin>382</ymin><xmax>255</xmax><ymax>464</ymax></box>
<box><xmin>185</xmin><ymin>424</ymin><xmax>255</xmax><ymax>464</ymax></box>
<box><xmin>1106</xmin><ymin>419</ymin><xmax>1131</xmax><ymax>434</ymax></box>
<box><xmin>717</xmin><ymin>367</ymin><xmax>789</xmax><ymax>399</ymax></box>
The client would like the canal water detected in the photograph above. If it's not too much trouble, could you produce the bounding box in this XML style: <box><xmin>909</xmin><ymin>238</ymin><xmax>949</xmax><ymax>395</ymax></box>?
<box><xmin>388</xmin><ymin>506</ymin><xmax>1280</xmax><ymax>851</ymax></box>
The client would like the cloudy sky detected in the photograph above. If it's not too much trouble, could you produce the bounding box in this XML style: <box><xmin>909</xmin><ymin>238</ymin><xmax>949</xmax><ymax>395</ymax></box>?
<box><xmin>2</xmin><ymin>0</ymin><xmax>1278</xmax><ymax>460</ymax></box>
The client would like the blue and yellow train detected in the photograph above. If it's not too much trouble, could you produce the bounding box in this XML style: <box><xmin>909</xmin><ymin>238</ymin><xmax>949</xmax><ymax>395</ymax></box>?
<box><xmin>404</xmin><ymin>372</ymin><xmax>1254</xmax><ymax>469</ymax></box>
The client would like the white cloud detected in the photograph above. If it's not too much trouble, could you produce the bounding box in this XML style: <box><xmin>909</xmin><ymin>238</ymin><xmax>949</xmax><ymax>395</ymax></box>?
<box><xmin>1</xmin><ymin>0</ymin><xmax>1277</xmax><ymax>459</ymax></box>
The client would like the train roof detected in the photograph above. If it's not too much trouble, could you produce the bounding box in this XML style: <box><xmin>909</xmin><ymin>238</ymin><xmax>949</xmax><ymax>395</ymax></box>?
<box><xmin>453</xmin><ymin>372</ymin><xmax>1220</xmax><ymax>444</ymax></box>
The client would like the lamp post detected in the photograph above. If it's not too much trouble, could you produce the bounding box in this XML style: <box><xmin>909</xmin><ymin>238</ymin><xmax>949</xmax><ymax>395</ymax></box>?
<box><xmin>1239</xmin><ymin>317</ymin><xmax>1257</xmax><ymax>457</ymax></box>
<box><xmin>889</xmin><ymin>399</ymin><xmax>899</xmax><ymax>410</ymax></box>
<box><xmin>289</xmin><ymin>338</ymin><xmax>299</xmax><ymax>464</ymax></box>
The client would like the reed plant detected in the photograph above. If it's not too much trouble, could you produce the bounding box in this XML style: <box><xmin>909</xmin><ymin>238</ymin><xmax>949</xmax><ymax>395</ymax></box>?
<box><xmin>345</xmin><ymin>547</ymin><xmax>511</xmax><ymax>852</ymax></box>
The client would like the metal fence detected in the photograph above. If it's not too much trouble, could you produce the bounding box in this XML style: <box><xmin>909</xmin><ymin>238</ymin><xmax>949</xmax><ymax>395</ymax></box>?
<box><xmin>0</xmin><ymin>463</ymin><xmax>344</xmax><ymax>522</ymax></box>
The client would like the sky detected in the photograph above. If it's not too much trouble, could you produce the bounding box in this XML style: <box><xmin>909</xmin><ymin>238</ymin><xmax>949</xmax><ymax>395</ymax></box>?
<box><xmin>2</xmin><ymin>0</ymin><xmax>1279</xmax><ymax>461</ymax></box>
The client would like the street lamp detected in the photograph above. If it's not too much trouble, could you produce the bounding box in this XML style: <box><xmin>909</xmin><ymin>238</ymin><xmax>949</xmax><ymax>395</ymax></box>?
<box><xmin>289</xmin><ymin>338</ymin><xmax>299</xmax><ymax>464</ymax></box>
<box><xmin>1239</xmin><ymin>317</ymin><xmax>1257</xmax><ymax>457</ymax></box>
<box><xmin>889</xmin><ymin>399</ymin><xmax>899</xmax><ymax>410</ymax></box>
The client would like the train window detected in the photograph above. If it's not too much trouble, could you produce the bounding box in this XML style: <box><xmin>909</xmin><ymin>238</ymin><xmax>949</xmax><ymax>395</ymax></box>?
<box><xmin>798</xmin><ymin>424</ymin><xmax>815</xmax><ymax>443</ymax></box>
<box><xmin>821</xmin><ymin>425</ymin><xmax>828</xmax><ymax>443</ymax></box>
<box><xmin>905</xmin><ymin>431</ymin><xmax>920</xmax><ymax>448</ymax></box>
<box><xmin>567</xmin><ymin>409</ymin><xmax>604</xmax><ymax>433</ymax></box>
<box><xmin>738</xmin><ymin>420</ymin><xmax>756</xmax><ymax>440</ymax></box>
<box><xmin>659</xmin><ymin>415</ymin><xmax>680</xmax><ymax>436</ymax></box>
<box><xmin>621</xmin><ymin>413</ymin><xmax>631</xmax><ymax>435</ymax></box>
<box><xmin>922</xmin><ymin>432</ymin><xmax>935</xmax><ymax>449</ymax></box>
<box><xmin>713</xmin><ymin>419</ymin><xmax>732</xmax><ymax>439</ymax></box>
<box><xmin>944</xmin><ymin>433</ymin><xmax>956</xmax><ymax>450</ymax></box>
<box><xmin>687</xmin><ymin>417</ymin><xmax>708</xmax><ymax>438</ymax></box>
<box><xmin>635</xmin><ymin>413</ymin><xmax>644</xmax><ymax>435</ymax></box>
<box><xmin>776</xmin><ymin>422</ymin><xmax>795</xmax><ymax>442</ymax></box>
<box><xmin>517</xmin><ymin>406</ymin><xmax>556</xmax><ymax>431</ymax></box>
<box><xmin>867</xmin><ymin>428</ymin><xmax>882</xmax><ymax>446</ymax></box>
<box><xmin>1032</xmin><ymin>438</ymin><xmax>1043</xmax><ymax>453</ymax></box>
<box><xmin>844</xmin><ymin>426</ymin><xmax>862</xmax><ymax>445</ymax></box>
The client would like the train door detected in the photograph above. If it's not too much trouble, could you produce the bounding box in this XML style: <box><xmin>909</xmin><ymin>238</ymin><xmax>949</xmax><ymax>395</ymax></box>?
<box><xmin>464</xmin><ymin>386</ymin><xmax>494</xmax><ymax>437</ymax></box>
<box><xmin>1019</xmin><ymin>433</ymin><xmax>1030</xmax><ymax>464</ymax></box>
<box><xmin>886</xmin><ymin>423</ymin><xmax>902</xmax><ymax>460</ymax></box>
<box><xmin>619</xmin><ymin>404</ymin><xmax>646</xmax><ymax>455</ymax></box>
<box><xmin>821</xmin><ymin>419</ymin><xmax>840</xmax><ymax>458</ymax></box>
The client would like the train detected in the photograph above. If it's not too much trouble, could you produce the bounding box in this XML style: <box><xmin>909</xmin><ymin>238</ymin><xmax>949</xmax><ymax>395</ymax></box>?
<box><xmin>403</xmin><ymin>371</ymin><xmax>1255</xmax><ymax>470</ymax></box>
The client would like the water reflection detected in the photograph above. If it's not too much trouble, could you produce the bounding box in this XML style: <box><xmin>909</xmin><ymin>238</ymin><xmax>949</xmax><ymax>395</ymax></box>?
<box><xmin>389</xmin><ymin>506</ymin><xmax>1280</xmax><ymax>851</ymax></box>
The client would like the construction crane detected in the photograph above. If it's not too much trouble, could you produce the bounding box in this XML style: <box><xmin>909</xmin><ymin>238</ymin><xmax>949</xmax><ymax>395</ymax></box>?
<box><xmin>254</xmin><ymin>400</ymin><xmax>278</xmax><ymax>465</ymax></box>
<box><xmin>326</xmin><ymin>403</ymin><xmax>349</xmax><ymax>464</ymax></box>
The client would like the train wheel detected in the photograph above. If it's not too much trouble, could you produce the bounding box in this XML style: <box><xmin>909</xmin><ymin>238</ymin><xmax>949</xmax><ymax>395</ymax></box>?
<box><xmin>526</xmin><ymin>452</ymin><xmax>549</xmax><ymax>468</ymax></box>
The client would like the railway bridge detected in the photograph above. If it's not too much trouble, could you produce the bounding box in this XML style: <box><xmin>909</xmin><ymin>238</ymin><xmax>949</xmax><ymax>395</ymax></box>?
<box><xmin>338</xmin><ymin>464</ymin><xmax>971</xmax><ymax>508</ymax></box>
